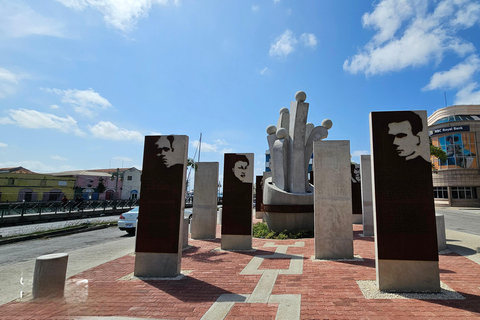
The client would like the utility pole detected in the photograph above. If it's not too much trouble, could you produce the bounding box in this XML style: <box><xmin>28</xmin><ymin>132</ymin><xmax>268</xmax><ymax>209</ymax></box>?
<box><xmin>114</xmin><ymin>168</ymin><xmax>119</xmax><ymax>200</ymax></box>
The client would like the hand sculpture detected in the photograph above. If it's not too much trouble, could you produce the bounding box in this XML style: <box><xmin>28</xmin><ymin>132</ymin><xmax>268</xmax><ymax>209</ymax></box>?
<box><xmin>266</xmin><ymin>91</ymin><xmax>332</xmax><ymax>193</ymax></box>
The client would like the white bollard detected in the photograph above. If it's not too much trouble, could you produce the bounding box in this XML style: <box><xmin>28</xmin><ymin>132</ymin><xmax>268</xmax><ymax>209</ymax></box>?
<box><xmin>32</xmin><ymin>253</ymin><xmax>68</xmax><ymax>299</ymax></box>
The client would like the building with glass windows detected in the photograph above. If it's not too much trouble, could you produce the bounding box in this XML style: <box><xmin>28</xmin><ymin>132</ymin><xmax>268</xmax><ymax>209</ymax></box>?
<box><xmin>428</xmin><ymin>104</ymin><xmax>480</xmax><ymax>207</ymax></box>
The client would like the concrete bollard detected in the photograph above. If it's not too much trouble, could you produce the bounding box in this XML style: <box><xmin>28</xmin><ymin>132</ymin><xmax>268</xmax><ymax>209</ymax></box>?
<box><xmin>217</xmin><ymin>208</ymin><xmax>222</xmax><ymax>225</ymax></box>
<box><xmin>183</xmin><ymin>218</ymin><xmax>189</xmax><ymax>249</ymax></box>
<box><xmin>32</xmin><ymin>253</ymin><xmax>68</xmax><ymax>299</ymax></box>
<box><xmin>436</xmin><ymin>214</ymin><xmax>447</xmax><ymax>252</ymax></box>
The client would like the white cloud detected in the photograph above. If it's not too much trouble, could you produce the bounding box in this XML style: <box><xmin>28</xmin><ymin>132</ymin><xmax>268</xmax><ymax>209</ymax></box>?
<box><xmin>344</xmin><ymin>0</ymin><xmax>478</xmax><ymax>76</ymax></box>
<box><xmin>454</xmin><ymin>82</ymin><xmax>480</xmax><ymax>105</ymax></box>
<box><xmin>269</xmin><ymin>29</ymin><xmax>317</xmax><ymax>58</ymax></box>
<box><xmin>0</xmin><ymin>117</ymin><xmax>14</xmax><ymax>125</ymax></box>
<box><xmin>44</xmin><ymin>87</ymin><xmax>112</xmax><ymax>117</ymax></box>
<box><xmin>88</xmin><ymin>121</ymin><xmax>144</xmax><ymax>142</ymax></box>
<box><xmin>274</xmin><ymin>0</ymin><xmax>280</xmax><ymax>3</ymax></box>
<box><xmin>214</xmin><ymin>139</ymin><xmax>228</xmax><ymax>145</ymax></box>
<box><xmin>0</xmin><ymin>160</ymin><xmax>71</xmax><ymax>173</ymax></box>
<box><xmin>269</xmin><ymin>29</ymin><xmax>297</xmax><ymax>57</ymax></box>
<box><xmin>0</xmin><ymin>67</ymin><xmax>28</xmax><ymax>98</ymax></box>
<box><xmin>51</xmin><ymin>155</ymin><xmax>67</xmax><ymax>161</ymax></box>
<box><xmin>451</xmin><ymin>0</ymin><xmax>480</xmax><ymax>28</ymax></box>
<box><xmin>259</xmin><ymin>67</ymin><xmax>269</xmax><ymax>75</ymax></box>
<box><xmin>55</xmin><ymin>0</ymin><xmax>177</xmax><ymax>33</ymax></box>
<box><xmin>0</xmin><ymin>67</ymin><xmax>20</xmax><ymax>84</ymax></box>
<box><xmin>424</xmin><ymin>55</ymin><xmax>480</xmax><ymax>90</ymax></box>
<box><xmin>2</xmin><ymin>109</ymin><xmax>85</xmax><ymax>136</ymax></box>
<box><xmin>0</xmin><ymin>1</ymin><xmax>64</xmax><ymax>38</ymax></box>
<box><xmin>191</xmin><ymin>140</ymin><xmax>218</xmax><ymax>153</ymax></box>
<box><xmin>0</xmin><ymin>142</ymin><xmax>7</xmax><ymax>147</ymax></box>
<box><xmin>300</xmin><ymin>33</ymin><xmax>317</xmax><ymax>48</ymax></box>
<box><xmin>191</xmin><ymin>139</ymin><xmax>231</xmax><ymax>154</ymax></box>
<box><xmin>252</xmin><ymin>5</ymin><xmax>259</xmax><ymax>12</ymax></box>
<box><xmin>50</xmin><ymin>104</ymin><xmax>61</xmax><ymax>109</ymax></box>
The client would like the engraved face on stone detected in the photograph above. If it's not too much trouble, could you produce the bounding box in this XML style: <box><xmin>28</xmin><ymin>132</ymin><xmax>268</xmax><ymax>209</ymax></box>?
<box><xmin>233</xmin><ymin>160</ymin><xmax>249</xmax><ymax>182</ymax></box>
<box><xmin>388</xmin><ymin>120</ymin><xmax>421</xmax><ymax>161</ymax></box>
<box><xmin>155</xmin><ymin>135</ymin><xmax>182</xmax><ymax>168</ymax></box>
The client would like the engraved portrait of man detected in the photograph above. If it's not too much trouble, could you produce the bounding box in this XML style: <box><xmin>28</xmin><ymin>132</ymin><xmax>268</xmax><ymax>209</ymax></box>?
<box><xmin>155</xmin><ymin>135</ymin><xmax>183</xmax><ymax>168</ymax></box>
<box><xmin>387</xmin><ymin>111</ymin><xmax>430</xmax><ymax>163</ymax></box>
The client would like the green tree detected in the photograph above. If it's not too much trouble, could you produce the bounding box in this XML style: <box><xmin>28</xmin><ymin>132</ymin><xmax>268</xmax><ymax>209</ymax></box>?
<box><xmin>430</xmin><ymin>137</ymin><xmax>447</xmax><ymax>172</ymax></box>
<box><xmin>96</xmin><ymin>178</ymin><xmax>106</xmax><ymax>194</ymax></box>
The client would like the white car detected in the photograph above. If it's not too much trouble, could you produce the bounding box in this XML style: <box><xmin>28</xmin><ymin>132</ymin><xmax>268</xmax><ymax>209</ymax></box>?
<box><xmin>118</xmin><ymin>207</ymin><xmax>192</xmax><ymax>235</ymax></box>
<box><xmin>118</xmin><ymin>207</ymin><xmax>138</xmax><ymax>235</ymax></box>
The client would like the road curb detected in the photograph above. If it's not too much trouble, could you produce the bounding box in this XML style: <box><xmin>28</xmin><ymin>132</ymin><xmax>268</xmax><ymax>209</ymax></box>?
<box><xmin>0</xmin><ymin>224</ymin><xmax>115</xmax><ymax>246</ymax></box>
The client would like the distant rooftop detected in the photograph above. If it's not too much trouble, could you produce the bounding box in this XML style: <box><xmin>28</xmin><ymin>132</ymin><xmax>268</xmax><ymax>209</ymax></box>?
<box><xmin>0</xmin><ymin>167</ymin><xmax>37</xmax><ymax>174</ymax></box>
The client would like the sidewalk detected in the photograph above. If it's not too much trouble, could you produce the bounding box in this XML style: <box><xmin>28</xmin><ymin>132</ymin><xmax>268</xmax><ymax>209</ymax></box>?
<box><xmin>0</xmin><ymin>222</ymin><xmax>479</xmax><ymax>319</ymax></box>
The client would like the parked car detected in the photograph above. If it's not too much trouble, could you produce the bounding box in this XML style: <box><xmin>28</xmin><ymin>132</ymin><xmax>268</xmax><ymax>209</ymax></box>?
<box><xmin>118</xmin><ymin>207</ymin><xmax>192</xmax><ymax>235</ymax></box>
<box><xmin>118</xmin><ymin>207</ymin><xmax>138</xmax><ymax>235</ymax></box>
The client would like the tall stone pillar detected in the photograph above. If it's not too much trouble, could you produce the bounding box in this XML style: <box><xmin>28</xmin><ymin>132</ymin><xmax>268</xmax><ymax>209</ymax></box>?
<box><xmin>370</xmin><ymin>111</ymin><xmax>440</xmax><ymax>292</ymax></box>
<box><xmin>360</xmin><ymin>155</ymin><xmax>374</xmax><ymax>236</ymax></box>
<box><xmin>221</xmin><ymin>153</ymin><xmax>254</xmax><ymax>250</ymax></box>
<box><xmin>314</xmin><ymin>140</ymin><xmax>353</xmax><ymax>259</ymax></box>
<box><xmin>288</xmin><ymin>98</ymin><xmax>308</xmax><ymax>193</ymax></box>
<box><xmin>134</xmin><ymin>135</ymin><xmax>188</xmax><ymax>277</ymax></box>
<box><xmin>191</xmin><ymin>162</ymin><xmax>219</xmax><ymax>240</ymax></box>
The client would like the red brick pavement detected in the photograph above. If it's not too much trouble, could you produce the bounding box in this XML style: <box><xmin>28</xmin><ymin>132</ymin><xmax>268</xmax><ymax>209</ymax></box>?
<box><xmin>1</xmin><ymin>224</ymin><xmax>479</xmax><ymax>319</ymax></box>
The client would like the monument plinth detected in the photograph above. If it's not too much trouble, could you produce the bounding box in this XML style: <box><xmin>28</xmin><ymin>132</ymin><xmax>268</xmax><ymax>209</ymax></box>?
<box><xmin>370</xmin><ymin>111</ymin><xmax>440</xmax><ymax>292</ymax></box>
<box><xmin>134</xmin><ymin>135</ymin><xmax>188</xmax><ymax>277</ymax></box>
<box><xmin>221</xmin><ymin>153</ymin><xmax>254</xmax><ymax>250</ymax></box>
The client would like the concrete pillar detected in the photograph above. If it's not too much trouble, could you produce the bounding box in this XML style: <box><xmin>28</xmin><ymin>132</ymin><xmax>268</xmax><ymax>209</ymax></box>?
<box><xmin>314</xmin><ymin>140</ymin><xmax>354</xmax><ymax>259</ymax></box>
<box><xmin>360</xmin><ymin>155</ymin><xmax>374</xmax><ymax>236</ymax></box>
<box><xmin>32</xmin><ymin>253</ymin><xmax>68</xmax><ymax>299</ymax></box>
<box><xmin>436</xmin><ymin>214</ymin><xmax>447</xmax><ymax>252</ymax></box>
<box><xmin>191</xmin><ymin>162</ymin><xmax>219</xmax><ymax>240</ymax></box>
<box><xmin>183</xmin><ymin>218</ymin><xmax>190</xmax><ymax>249</ymax></box>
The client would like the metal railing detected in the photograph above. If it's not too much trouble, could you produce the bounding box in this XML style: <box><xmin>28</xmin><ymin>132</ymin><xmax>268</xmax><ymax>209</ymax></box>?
<box><xmin>0</xmin><ymin>196</ymin><xmax>223</xmax><ymax>223</ymax></box>
<box><xmin>0</xmin><ymin>199</ymin><xmax>139</xmax><ymax>220</ymax></box>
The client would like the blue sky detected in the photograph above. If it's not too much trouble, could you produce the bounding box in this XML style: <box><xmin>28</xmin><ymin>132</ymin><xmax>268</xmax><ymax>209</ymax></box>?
<box><xmin>1</xmin><ymin>0</ymin><xmax>479</xmax><ymax>188</ymax></box>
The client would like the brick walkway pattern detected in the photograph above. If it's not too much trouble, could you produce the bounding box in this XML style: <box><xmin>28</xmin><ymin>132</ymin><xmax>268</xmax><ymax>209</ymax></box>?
<box><xmin>1</xmin><ymin>224</ymin><xmax>479</xmax><ymax>319</ymax></box>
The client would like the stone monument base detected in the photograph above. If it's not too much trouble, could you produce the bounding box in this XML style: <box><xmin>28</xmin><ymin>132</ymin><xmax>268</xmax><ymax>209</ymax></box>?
<box><xmin>264</xmin><ymin>211</ymin><xmax>313</xmax><ymax>232</ymax></box>
<box><xmin>134</xmin><ymin>252</ymin><xmax>181</xmax><ymax>277</ymax></box>
<box><xmin>221</xmin><ymin>235</ymin><xmax>252</xmax><ymax>250</ymax></box>
<box><xmin>377</xmin><ymin>259</ymin><xmax>441</xmax><ymax>292</ymax></box>
<box><xmin>263</xmin><ymin>177</ymin><xmax>314</xmax><ymax>232</ymax></box>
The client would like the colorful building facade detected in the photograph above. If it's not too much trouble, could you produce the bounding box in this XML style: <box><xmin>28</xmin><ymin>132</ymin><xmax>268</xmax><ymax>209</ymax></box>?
<box><xmin>0</xmin><ymin>167</ymin><xmax>76</xmax><ymax>202</ymax></box>
<box><xmin>428</xmin><ymin>105</ymin><xmax>480</xmax><ymax>207</ymax></box>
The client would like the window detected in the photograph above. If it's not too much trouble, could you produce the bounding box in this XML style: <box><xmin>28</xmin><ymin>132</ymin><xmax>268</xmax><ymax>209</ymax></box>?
<box><xmin>451</xmin><ymin>187</ymin><xmax>477</xmax><ymax>199</ymax></box>
<box><xmin>127</xmin><ymin>176</ymin><xmax>132</xmax><ymax>181</ymax></box>
<box><xmin>431</xmin><ymin>132</ymin><xmax>477</xmax><ymax>169</ymax></box>
<box><xmin>434</xmin><ymin>187</ymin><xmax>448</xmax><ymax>199</ymax></box>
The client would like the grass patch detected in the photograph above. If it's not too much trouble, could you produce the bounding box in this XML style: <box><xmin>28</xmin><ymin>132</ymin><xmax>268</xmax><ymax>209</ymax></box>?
<box><xmin>253</xmin><ymin>222</ymin><xmax>313</xmax><ymax>239</ymax></box>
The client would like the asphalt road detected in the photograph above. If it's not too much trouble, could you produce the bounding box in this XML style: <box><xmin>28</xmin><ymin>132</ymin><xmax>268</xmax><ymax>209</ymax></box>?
<box><xmin>436</xmin><ymin>207</ymin><xmax>480</xmax><ymax>236</ymax></box>
<box><xmin>0</xmin><ymin>225</ymin><xmax>136</xmax><ymax>305</ymax></box>
<box><xmin>0</xmin><ymin>225</ymin><xmax>132</xmax><ymax>267</ymax></box>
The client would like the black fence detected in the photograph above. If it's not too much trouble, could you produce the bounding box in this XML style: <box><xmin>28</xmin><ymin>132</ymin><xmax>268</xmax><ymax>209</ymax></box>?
<box><xmin>0</xmin><ymin>199</ymin><xmax>139</xmax><ymax>220</ymax></box>
<box><xmin>0</xmin><ymin>196</ymin><xmax>224</xmax><ymax>226</ymax></box>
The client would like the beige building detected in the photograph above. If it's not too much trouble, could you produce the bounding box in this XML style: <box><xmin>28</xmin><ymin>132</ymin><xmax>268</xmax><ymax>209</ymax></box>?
<box><xmin>428</xmin><ymin>104</ymin><xmax>480</xmax><ymax>207</ymax></box>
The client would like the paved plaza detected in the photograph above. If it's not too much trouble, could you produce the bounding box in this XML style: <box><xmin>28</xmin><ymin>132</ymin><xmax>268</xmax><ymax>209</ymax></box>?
<box><xmin>0</xmin><ymin>222</ymin><xmax>479</xmax><ymax>319</ymax></box>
